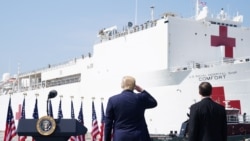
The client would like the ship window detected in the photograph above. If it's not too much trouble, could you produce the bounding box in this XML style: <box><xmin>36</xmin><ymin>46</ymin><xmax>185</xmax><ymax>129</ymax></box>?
<box><xmin>45</xmin><ymin>73</ymin><xmax>81</xmax><ymax>88</ymax></box>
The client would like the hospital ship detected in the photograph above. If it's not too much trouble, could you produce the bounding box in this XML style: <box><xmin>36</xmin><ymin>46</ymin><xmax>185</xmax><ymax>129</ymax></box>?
<box><xmin>0</xmin><ymin>1</ymin><xmax>250</xmax><ymax>140</ymax></box>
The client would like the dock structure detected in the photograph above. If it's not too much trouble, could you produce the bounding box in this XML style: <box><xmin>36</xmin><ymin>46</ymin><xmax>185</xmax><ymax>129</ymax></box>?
<box><xmin>0</xmin><ymin>131</ymin><xmax>93</xmax><ymax>141</ymax></box>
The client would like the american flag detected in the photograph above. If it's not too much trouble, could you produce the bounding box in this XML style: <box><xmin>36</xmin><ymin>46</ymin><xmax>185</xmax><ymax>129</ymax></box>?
<box><xmin>71</xmin><ymin>100</ymin><xmax>75</xmax><ymax>119</ymax></box>
<box><xmin>18</xmin><ymin>98</ymin><xmax>27</xmax><ymax>141</ymax></box>
<box><xmin>91</xmin><ymin>101</ymin><xmax>100</xmax><ymax>141</ymax></box>
<box><xmin>99</xmin><ymin>101</ymin><xmax>105</xmax><ymax>141</ymax></box>
<box><xmin>33</xmin><ymin>98</ymin><xmax>39</xmax><ymax>119</ymax></box>
<box><xmin>70</xmin><ymin>100</ymin><xmax>76</xmax><ymax>141</ymax></box>
<box><xmin>48</xmin><ymin>100</ymin><xmax>54</xmax><ymax>118</ymax></box>
<box><xmin>32</xmin><ymin>98</ymin><xmax>39</xmax><ymax>141</ymax></box>
<box><xmin>57</xmin><ymin>99</ymin><xmax>63</xmax><ymax>119</ymax></box>
<box><xmin>77</xmin><ymin>101</ymin><xmax>85</xmax><ymax>141</ymax></box>
<box><xmin>4</xmin><ymin>98</ymin><xmax>17</xmax><ymax>141</ymax></box>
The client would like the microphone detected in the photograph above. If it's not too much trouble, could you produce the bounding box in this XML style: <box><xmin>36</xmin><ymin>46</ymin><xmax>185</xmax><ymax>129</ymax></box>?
<box><xmin>47</xmin><ymin>90</ymin><xmax>58</xmax><ymax>116</ymax></box>
<box><xmin>48</xmin><ymin>90</ymin><xmax>57</xmax><ymax>99</ymax></box>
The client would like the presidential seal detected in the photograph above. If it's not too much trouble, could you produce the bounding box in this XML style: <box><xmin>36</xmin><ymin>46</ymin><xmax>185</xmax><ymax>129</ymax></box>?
<box><xmin>36</xmin><ymin>116</ymin><xmax>56</xmax><ymax>136</ymax></box>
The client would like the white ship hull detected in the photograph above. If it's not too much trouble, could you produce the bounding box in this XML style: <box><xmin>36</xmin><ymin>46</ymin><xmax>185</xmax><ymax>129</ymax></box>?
<box><xmin>1</xmin><ymin>4</ymin><xmax>250</xmax><ymax>135</ymax></box>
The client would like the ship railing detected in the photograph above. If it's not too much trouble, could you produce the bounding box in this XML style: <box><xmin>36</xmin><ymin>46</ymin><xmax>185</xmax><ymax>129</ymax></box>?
<box><xmin>97</xmin><ymin>19</ymin><xmax>158</xmax><ymax>43</ymax></box>
<box><xmin>0</xmin><ymin>58</ymin><xmax>91</xmax><ymax>94</ymax></box>
<box><xmin>46</xmin><ymin>74</ymin><xmax>80</xmax><ymax>88</ymax></box>
<box><xmin>227</xmin><ymin>114</ymin><xmax>250</xmax><ymax>123</ymax></box>
<box><xmin>238</xmin><ymin>114</ymin><xmax>250</xmax><ymax>123</ymax></box>
<box><xmin>14</xmin><ymin>74</ymin><xmax>81</xmax><ymax>91</ymax></box>
<box><xmin>227</xmin><ymin>114</ymin><xmax>240</xmax><ymax>123</ymax></box>
<box><xmin>150</xmin><ymin>134</ymin><xmax>172</xmax><ymax>141</ymax></box>
<box><xmin>170</xmin><ymin>56</ymin><xmax>250</xmax><ymax>72</ymax></box>
<box><xmin>18</xmin><ymin>55</ymin><xmax>90</xmax><ymax>77</ymax></box>
<box><xmin>12</xmin><ymin>82</ymin><xmax>43</xmax><ymax>93</ymax></box>
<box><xmin>0</xmin><ymin>81</ymin><xmax>43</xmax><ymax>94</ymax></box>
<box><xmin>30</xmin><ymin>82</ymin><xmax>42</xmax><ymax>90</ymax></box>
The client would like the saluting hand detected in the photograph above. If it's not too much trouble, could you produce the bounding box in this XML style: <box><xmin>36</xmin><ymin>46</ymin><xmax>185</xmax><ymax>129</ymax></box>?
<box><xmin>135</xmin><ymin>85</ymin><xmax>144</xmax><ymax>92</ymax></box>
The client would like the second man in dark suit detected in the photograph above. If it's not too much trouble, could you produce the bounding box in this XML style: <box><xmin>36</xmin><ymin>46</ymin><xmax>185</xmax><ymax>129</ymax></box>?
<box><xmin>188</xmin><ymin>82</ymin><xmax>227</xmax><ymax>141</ymax></box>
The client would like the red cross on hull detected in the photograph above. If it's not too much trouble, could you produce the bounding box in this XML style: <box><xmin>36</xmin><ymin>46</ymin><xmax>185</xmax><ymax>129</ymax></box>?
<box><xmin>211</xmin><ymin>26</ymin><xmax>236</xmax><ymax>58</ymax></box>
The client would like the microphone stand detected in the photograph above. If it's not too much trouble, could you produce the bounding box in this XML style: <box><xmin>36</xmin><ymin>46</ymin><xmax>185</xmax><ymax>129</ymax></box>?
<box><xmin>47</xmin><ymin>98</ymin><xmax>50</xmax><ymax>116</ymax></box>
<box><xmin>47</xmin><ymin>90</ymin><xmax>57</xmax><ymax>117</ymax></box>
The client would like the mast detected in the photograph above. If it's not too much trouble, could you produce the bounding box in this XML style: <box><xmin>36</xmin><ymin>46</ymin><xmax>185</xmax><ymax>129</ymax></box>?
<box><xmin>195</xmin><ymin>0</ymin><xmax>200</xmax><ymax>19</ymax></box>
<box><xmin>151</xmin><ymin>6</ymin><xmax>155</xmax><ymax>21</ymax></box>
<box><xmin>135</xmin><ymin>0</ymin><xmax>138</xmax><ymax>25</ymax></box>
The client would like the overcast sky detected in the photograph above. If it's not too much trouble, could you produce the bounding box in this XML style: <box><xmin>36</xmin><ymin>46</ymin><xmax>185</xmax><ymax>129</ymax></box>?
<box><xmin>0</xmin><ymin>0</ymin><xmax>249</xmax><ymax>78</ymax></box>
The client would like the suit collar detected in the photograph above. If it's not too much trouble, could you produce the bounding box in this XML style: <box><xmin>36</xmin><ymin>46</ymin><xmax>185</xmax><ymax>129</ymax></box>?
<box><xmin>201</xmin><ymin>97</ymin><xmax>212</xmax><ymax>101</ymax></box>
<box><xmin>122</xmin><ymin>89</ymin><xmax>134</xmax><ymax>93</ymax></box>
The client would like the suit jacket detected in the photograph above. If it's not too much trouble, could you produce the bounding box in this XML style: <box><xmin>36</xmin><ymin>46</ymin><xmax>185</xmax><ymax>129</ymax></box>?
<box><xmin>188</xmin><ymin>97</ymin><xmax>227</xmax><ymax>141</ymax></box>
<box><xmin>104</xmin><ymin>90</ymin><xmax>157</xmax><ymax>141</ymax></box>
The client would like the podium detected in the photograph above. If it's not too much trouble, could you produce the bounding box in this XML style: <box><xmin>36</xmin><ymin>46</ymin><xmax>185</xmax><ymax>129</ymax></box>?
<box><xmin>17</xmin><ymin>118</ymin><xmax>88</xmax><ymax>141</ymax></box>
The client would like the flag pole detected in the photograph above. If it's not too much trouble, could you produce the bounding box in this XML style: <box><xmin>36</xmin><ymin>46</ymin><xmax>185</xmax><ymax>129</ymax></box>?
<box><xmin>70</xmin><ymin>95</ymin><xmax>75</xmax><ymax>119</ymax></box>
<box><xmin>23</xmin><ymin>93</ymin><xmax>27</xmax><ymax>101</ymax></box>
<box><xmin>69</xmin><ymin>95</ymin><xmax>76</xmax><ymax>141</ymax></box>
<box><xmin>19</xmin><ymin>93</ymin><xmax>27</xmax><ymax>141</ymax></box>
<box><xmin>58</xmin><ymin>95</ymin><xmax>63</xmax><ymax>119</ymax></box>
<box><xmin>32</xmin><ymin>93</ymin><xmax>39</xmax><ymax>141</ymax></box>
<box><xmin>100</xmin><ymin>97</ymin><xmax>105</xmax><ymax>141</ymax></box>
<box><xmin>9</xmin><ymin>90</ymin><xmax>13</xmax><ymax>98</ymax></box>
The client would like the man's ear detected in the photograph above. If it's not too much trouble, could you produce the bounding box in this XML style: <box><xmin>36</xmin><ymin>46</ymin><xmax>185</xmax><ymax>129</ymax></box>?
<box><xmin>121</xmin><ymin>83</ymin><xmax>125</xmax><ymax>89</ymax></box>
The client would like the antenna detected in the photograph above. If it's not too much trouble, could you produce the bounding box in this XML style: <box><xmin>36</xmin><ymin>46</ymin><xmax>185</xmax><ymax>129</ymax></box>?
<box><xmin>150</xmin><ymin>6</ymin><xmax>154</xmax><ymax>21</ymax></box>
<box><xmin>18</xmin><ymin>63</ymin><xmax>20</xmax><ymax>75</ymax></box>
<box><xmin>134</xmin><ymin>0</ymin><xmax>138</xmax><ymax>25</ymax></box>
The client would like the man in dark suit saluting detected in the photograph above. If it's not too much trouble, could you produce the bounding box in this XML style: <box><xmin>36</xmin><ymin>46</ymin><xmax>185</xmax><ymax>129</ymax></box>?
<box><xmin>188</xmin><ymin>82</ymin><xmax>227</xmax><ymax>141</ymax></box>
<box><xmin>104</xmin><ymin>76</ymin><xmax>157</xmax><ymax>141</ymax></box>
